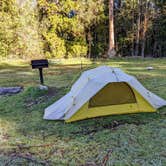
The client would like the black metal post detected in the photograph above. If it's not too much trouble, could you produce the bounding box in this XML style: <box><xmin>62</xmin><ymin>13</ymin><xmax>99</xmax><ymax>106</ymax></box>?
<box><xmin>39</xmin><ymin>68</ymin><xmax>44</xmax><ymax>85</ymax></box>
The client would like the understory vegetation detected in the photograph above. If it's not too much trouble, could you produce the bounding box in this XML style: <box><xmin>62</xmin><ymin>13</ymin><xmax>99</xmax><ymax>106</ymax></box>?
<box><xmin>0</xmin><ymin>58</ymin><xmax>166</xmax><ymax>165</ymax></box>
<box><xmin>0</xmin><ymin>0</ymin><xmax>166</xmax><ymax>58</ymax></box>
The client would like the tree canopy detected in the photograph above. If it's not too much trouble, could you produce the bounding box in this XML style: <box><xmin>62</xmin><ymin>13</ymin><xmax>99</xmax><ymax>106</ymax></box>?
<box><xmin>0</xmin><ymin>0</ymin><xmax>166</xmax><ymax>58</ymax></box>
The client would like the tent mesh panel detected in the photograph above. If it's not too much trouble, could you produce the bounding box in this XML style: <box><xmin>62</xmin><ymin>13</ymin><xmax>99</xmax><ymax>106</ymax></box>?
<box><xmin>89</xmin><ymin>82</ymin><xmax>136</xmax><ymax>107</ymax></box>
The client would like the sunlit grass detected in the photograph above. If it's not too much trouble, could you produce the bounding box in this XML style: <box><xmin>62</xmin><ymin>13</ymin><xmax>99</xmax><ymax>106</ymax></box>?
<box><xmin>0</xmin><ymin>58</ymin><xmax>166</xmax><ymax>165</ymax></box>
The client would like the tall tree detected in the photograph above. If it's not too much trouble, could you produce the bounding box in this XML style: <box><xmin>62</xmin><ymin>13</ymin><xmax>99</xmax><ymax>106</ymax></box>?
<box><xmin>141</xmin><ymin>0</ymin><xmax>148</xmax><ymax>58</ymax></box>
<box><xmin>131</xmin><ymin>0</ymin><xmax>135</xmax><ymax>57</ymax></box>
<box><xmin>107</xmin><ymin>0</ymin><xmax>116</xmax><ymax>57</ymax></box>
<box><xmin>135</xmin><ymin>0</ymin><xmax>141</xmax><ymax>56</ymax></box>
<box><xmin>152</xmin><ymin>1</ymin><xmax>166</xmax><ymax>57</ymax></box>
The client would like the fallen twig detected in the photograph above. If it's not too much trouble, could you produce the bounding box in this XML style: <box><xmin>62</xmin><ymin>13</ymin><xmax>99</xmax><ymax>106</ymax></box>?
<box><xmin>11</xmin><ymin>143</ymin><xmax>55</xmax><ymax>150</ymax></box>
<box><xmin>101</xmin><ymin>149</ymin><xmax>113</xmax><ymax>166</ymax></box>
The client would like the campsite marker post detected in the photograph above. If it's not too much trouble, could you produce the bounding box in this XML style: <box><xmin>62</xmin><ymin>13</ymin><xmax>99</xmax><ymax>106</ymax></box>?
<box><xmin>39</xmin><ymin>68</ymin><xmax>44</xmax><ymax>84</ymax></box>
<box><xmin>31</xmin><ymin>59</ymin><xmax>49</xmax><ymax>85</ymax></box>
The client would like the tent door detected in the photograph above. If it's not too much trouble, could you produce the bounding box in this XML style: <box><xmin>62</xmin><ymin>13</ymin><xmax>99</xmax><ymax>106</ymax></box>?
<box><xmin>89</xmin><ymin>82</ymin><xmax>137</xmax><ymax>108</ymax></box>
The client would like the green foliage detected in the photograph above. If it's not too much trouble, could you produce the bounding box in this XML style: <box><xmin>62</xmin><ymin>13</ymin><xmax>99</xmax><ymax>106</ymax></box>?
<box><xmin>15</xmin><ymin>1</ymin><xmax>43</xmax><ymax>58</ymax></box>
<box><xmin>44</xmin><ymin>32</ymin><xmax>66</xmax><ymax>58</ymax></box>
<box><xmin>38</xmin><ymin>0</ymin><xmax>105</xmax><ymax>58</ymax></box>
<box><xmin>67</xmin><ymin>42</ymin><xmax>88</xmax><ymax>58</ymax></box>
<box><xmin>38</xmin><ymin>0</ymin><xmax>166</xmax><ymax>58</ymax></box>
<box><xmin>0</xmin><ymin>0</ymin><xmax>166</xmax><ymax>58</ymax></box>
<box><xmin>0</xmin><ymin>0</ymin><xmax>18</xmax><ymax>57</ymax></box>
<box><xmin>115</xmin><ymin>0</ymin><xmax>166</xmax><ymax>57</ymax></box>
<box><xmin>0</xmin><ymin>0</ymin><xmax>43</xmax><ymax>59</ymax></box>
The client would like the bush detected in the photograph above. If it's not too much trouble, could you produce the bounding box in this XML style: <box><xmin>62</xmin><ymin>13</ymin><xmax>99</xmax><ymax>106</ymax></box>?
<box><xmin>67</xmin><ymin>42</ymin><xmax>87</xmax><ymax>58</ymax></box>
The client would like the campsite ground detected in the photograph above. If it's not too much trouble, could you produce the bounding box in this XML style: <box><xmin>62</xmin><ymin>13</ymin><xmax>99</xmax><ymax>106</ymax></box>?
<box><xmin>0</xmin><ymin>58</ymin><xmax>166</xmax><ymax>165</ymax></box>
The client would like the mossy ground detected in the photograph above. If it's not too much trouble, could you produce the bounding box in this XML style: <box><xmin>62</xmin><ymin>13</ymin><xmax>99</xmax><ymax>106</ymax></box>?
<box><xmin>0</xmin><ymin>58</ymin><xmax>166</xmax><ymax>165</ymax></box>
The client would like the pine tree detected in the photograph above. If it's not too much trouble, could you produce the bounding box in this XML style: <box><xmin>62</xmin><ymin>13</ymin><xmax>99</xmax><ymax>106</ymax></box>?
<box><xmin>107</xmin><ymin>0</ymin><xmax>116</xmax><ymax>57</ymax></box>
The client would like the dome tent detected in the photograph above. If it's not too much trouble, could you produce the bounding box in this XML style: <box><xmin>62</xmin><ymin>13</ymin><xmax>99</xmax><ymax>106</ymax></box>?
<box><xmin>44</xmin><ymin>66</ymin><xmax>166</xmax><ymax>122</ymax></box>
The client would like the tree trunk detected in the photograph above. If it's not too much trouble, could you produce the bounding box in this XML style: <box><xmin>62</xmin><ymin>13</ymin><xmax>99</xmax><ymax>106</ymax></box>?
<box><xmin>107</xmin><ymin>0</ymin><xmax>116</xmax><ymax>58</ymax></box>
<box><xmin>87</xmin><ymin>29</ymin><xmax>93</xmax><ymax>59</ymax></box>
<box><xmin>141</xmin><ymin>0</ymin><xmax>148</xmax><ymax>58</ymax></box>
<box><xmin>135</xmin><ymin>0</ymin><xmax>141</xmax><ymax>56</ymax></box>
<box><xmin>131</xmin><ymin>0</ymin><xmax>135</xmax><ymax>57</ymax></box>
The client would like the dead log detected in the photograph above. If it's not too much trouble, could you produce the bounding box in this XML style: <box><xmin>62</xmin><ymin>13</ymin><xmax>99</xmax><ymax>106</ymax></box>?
<box><xmin>0</xmin><ymin>87</ymin><xmax>23</xmax><ymax>95</ymax></box>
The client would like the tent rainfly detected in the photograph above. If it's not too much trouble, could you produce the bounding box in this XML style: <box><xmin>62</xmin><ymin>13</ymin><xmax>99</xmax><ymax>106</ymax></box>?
<box><xmin>44</xmin><ymin>66</ymin><xmax>166</xmax><ymax>122</ymax></box>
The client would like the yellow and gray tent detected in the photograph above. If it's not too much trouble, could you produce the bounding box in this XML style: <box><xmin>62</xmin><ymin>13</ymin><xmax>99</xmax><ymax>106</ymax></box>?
<box><xmin>44</xmin><ymin>66</ymin><xmax>166</xmax><ymax>122</ymax></box>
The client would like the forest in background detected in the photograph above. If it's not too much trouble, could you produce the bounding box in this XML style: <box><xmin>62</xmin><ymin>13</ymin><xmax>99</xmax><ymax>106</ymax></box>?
<box><xmin>0</xmin><ymin>0</ymin><xmax>166</xmax><ymax>59</ymax></box>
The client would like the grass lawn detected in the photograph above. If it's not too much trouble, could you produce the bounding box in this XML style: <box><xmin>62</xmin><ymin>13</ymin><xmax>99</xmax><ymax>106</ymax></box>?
<box><xmin>0</xmin><ymin>58</ymin><xmax>166</xmax><ymax>165</ymax></box>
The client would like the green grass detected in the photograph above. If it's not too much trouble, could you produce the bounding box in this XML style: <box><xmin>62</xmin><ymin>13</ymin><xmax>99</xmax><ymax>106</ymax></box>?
<box><xmin>0</xmin><ymin>58</ymin><xmax>166</xmax><ymax>165</ymax></box>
